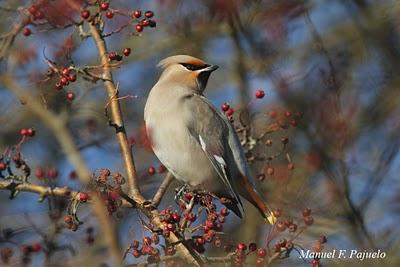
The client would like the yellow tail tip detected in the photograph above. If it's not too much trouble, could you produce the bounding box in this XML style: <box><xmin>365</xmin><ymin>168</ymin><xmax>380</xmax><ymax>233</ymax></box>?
<box><xmin>266</xmin><ymin>212</ymin><xmax>277</xmax><ymax>225</ymax></box>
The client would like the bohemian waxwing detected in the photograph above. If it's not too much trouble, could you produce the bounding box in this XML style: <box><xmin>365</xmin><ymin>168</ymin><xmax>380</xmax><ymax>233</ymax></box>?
<box><xmin>144</xmin><ymin>55</ymin><xmax>276</xmax><ymax>224</ymax></box>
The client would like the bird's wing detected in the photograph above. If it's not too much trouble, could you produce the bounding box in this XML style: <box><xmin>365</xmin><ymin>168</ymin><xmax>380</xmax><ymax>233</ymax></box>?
<box><xmin>182</xmin><ymin>93</ymin><xmax>243</xmax><ymax>214</ymax></box>
<box><xmin>183</xmin><ymin>94</ymin><xmax>276</xmax><ymax>224</ymax></box>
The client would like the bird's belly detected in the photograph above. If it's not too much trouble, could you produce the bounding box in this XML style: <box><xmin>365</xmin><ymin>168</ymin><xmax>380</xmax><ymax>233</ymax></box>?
<box><xmin>148</xmin><ymin>121</ymin><xmax>223</xmax><ymax>192</ymax></box>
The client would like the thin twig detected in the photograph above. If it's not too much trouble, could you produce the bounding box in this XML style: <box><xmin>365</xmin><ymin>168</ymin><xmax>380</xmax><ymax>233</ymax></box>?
<box><xmin>152</xmin><ymin>172</ymin><xmax>174</xmax><ymax>207</ymax></box>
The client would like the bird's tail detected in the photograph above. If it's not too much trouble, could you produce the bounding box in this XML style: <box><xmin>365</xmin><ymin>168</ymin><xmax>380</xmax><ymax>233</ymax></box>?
<box><xmin>238</xmin><ymin>174</ymin><xmax>277</xmax><ymax>225</ymax></box>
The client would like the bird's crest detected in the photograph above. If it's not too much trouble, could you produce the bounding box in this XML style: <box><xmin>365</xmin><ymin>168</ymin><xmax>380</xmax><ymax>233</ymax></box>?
<box><xmin>158</xmin><ymin>55</ymin><xmax>206</xmax><ymax>69</ymax></box>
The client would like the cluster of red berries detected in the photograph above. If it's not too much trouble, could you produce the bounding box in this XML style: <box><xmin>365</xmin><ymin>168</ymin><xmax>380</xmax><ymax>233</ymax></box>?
<box><xmin>20</xmin><ymin>242</ymin><xmax>42</xmax><ymax>264</ymax></box>
<box><xmin>28</xmin><ymin>4</ymin><xmax>44</xmax><ymax>21</ymax></box>
<box><xmin>35</xmin><ymin>166</ymin><xmax>58</xmax><ymax>179</ymax></box>
<box><xmin>98</xmin><ymin>2</ymin><xmax>114</xmax><ymax>19</ymax></box>
<box><xmin>95</xmin><ymin>169</ymin><xmax>125</xmax><ymax>214</ymax></box>
<box><xmin>20</xmin><ymin>127</ymin><xmax>35</xmax><ymax>137</ymax></box>
<box><xmin>129</xmin><ymin>234</ymin><xmax>161</xmax><ymax>264</ymax></box>
<box><xmin>275</xmin><ymin>216</ymin><xmax>299</xmax><ymax>233</ymax></box>
<box><xmin>54</xmin><ymin>67</ymin><xmax>77</xmax><ymax>101</ymax></box>
<box><xmin>102</xmin><ymin>189</ymin><xmax>121</xmax><ymax>215</ymax></box>
<box><xmin>147</xmin><ymin>164</ymin><xmax>166</xmax><ymax>176</ymax></box>
<box><xmin>108</xmin><ymin>47</ymin><xmax>131</xmax><ymax>62</ymax></box>
<box><xmin>131</xmin><ymin>9</ymin><xmax>156</xmax><ymax>32</ymax></box>
<box><xmin>221</xmin><ymin>102</ymin><xmax>234</xmax><ymax>117</ymax></box>
<box><xmin>232</xmin><ymin>242</ymin><xmax>268</xmax><ymax>266</ymax></box>
<box><xmin>309</xmin><ymin>235</ymin><xmax>327</xmax><ymax>267</ymax></box>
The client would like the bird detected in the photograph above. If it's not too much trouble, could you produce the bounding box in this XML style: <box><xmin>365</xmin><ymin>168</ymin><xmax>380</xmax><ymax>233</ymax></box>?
<box><xmin>144</xmin><ymin>55</ymin><xmax>276</xmax><ymax>224</ymax></box>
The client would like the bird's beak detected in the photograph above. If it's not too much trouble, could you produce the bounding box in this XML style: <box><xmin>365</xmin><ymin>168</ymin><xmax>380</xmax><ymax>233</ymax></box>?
<box><xmin>202</xmin><ymin>64</ymin><xmax>219</xmax><ymax>72</ymax></box>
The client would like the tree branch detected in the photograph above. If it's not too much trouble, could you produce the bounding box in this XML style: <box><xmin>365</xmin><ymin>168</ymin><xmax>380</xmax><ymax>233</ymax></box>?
<box><xmin>88</xmin><ymin>23</ymin><xmax>143</xmax><ymax>202</ymax></box>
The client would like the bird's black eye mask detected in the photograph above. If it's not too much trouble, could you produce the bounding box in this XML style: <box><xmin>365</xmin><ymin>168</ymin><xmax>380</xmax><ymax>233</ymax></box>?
<box><xmin>180</xmin><ymin>63</ymin><xmax>210</xmax><ymax>71</ymax></box>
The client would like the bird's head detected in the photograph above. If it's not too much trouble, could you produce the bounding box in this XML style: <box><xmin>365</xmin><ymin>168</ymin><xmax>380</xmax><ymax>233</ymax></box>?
<box><xmin>157</xmin><ymin>55</ymin><xmax>219</xmax><ymax>93</ymax></box>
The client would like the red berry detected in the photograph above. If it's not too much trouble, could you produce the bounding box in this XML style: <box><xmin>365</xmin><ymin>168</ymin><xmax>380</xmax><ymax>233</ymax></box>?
<box><xmin>257</xmin><ymin>248</ymin><xmax>267</xmax><ymax>257</ymax></box>
<box><xmin>62</xmin><ymin>67</ymin><xmax>70</xmax><ymax>76</ymax></box>
<box><xmin>196</xmin><ymin>237</ymin><xmax>205</xmax><ymax>245</ymax></box>
<box><xmin>237</xmin><ymin>243</ymin><xmax>247</xmax><ymax>251</ymax></box>
<box><xmin>108</xmin><ymin>52</ymin><xmax>117</xmax><ymax>60</ymax></box>
<box><xmin>68</xmin><ymin>73</ymin><xmax>77</xmax><ymax>82</ymax></box>
<box><xmin>100</xmin><ymin>2</ymin><xmax>109</xmax><ymax>11</ymax></box>
<box><xmin>225</xmin><ymin>108</ymin><xmax>234</xmax><ymax>117</ymax></box>
<box><xmin>284</xmin><ymin>111</ymin><xmax>292</xmax><ymax>117</ymax></box>
<box><xmin>81</xmin><ymin>10</ymin><xmax>90</xmax><ymax>20</ymax></box>
<box><xmin>0</xmin><ymin>162</ymin><xmax>6</xmax><ymax>171</ymax></box>
<box><xmin>185</xmin><ymin>192</ymin><xmax>193</xmax><ymax>201</ymax></box>
<box><xmin>28</xmin><ymin>5</ymin><xmax>38</xmax><ymax>15</ymax></box>
<box><xmin>172</xmin><ymin>213</ymin><xmax>181</xmax><ymax>222</ymax></box>
<box><xmin>166</xmin><ymin>223</ymin><xmax>175</xmax><ymax>231</ymax></box>
<box><xmin>220</xmin><ymin>207</ymin><xmax>229</xmax><ymax>216</ymax></box>
<box><xmin>302</xmin><ymin>208</ymin><xmax>311</xmax><ymax>217</ymax></box>
<box><xmin>148</xmin><ymin>20</ymin><xmax>156</xmax><ymax>28</ymax></box>
<box><xmin>20</xmin><ymin>128</ymin><xmax>28</xmax><ymax>136</ymax></box>
<box><xmin>304</xmin><ymin>216</ymin><xmax>314</xmax><ymax>226</ymax></box>
<box><xmin>30</xmin><ymin>243</ymin><xmax>41</xmax><ymax>252</ymax></box>
<box><xmin>272</xmin><ymin>209</ymin><xmax>281</xmax><ymax>218</ymax></box>
<box><xmin>47</xmin><ymin>167</ymin><xmax>58</xmax><ymax>178</ymax></box>
<box><xmin>79</xmin><ymin>192</ymin><xmax>89</xmax><ymax>202</ymax></box>
<box><xmin>221</xmin><ymin>102</ymin><xmax>230</xmax><ymax>112</ymax></box>
<box><xmin>276</xmin><ymin>222</ymin><xmax>286</xmax><ymax>232</ymax></box>
<box><xmin>105</xmin><ymin>10</ymin><xmax>114</xmax><ymax>19</ymax></box>
<box><xmin>66</xmin><ymin>92</ymin><xmax>75</xmax><ymax>101</ymax></box>
<box><xmin>158</xmin><ymin>164</ymin><xmax>166</xmax><ymax>173</ymax></box>
<box><xmin>144</xmin><ymin>10</ymin><xmax>154</xmax><ymax>18</ymax></box>
<box><xmin>148</xmin><ymin>166</ymin><xmax>156</xmax><ymax>175</ymax></box>
<box><xmin>135</xmin><ymin>24</ymin><xmax>143</xmax><ymax>32</ymax></box>
<box><xmin>255</xmin><ymin>89</ymin><xmax>265</xmax><ymax>99</ymax></box>
<box><xmin>269</xmin><ymin>110</ymin><xmax>277</xmax><ymax>118</ymax></box>
<box><xmin>267</xmin><ymin>167</ymin><xmax>274</xmax><ymax>176</ymax></box>
<box><xmin>23</xmin><ymin>28</ymin><xmax>31</xmax><ymax>36</ymax></box>
<box><xmin>249</xmin><ymin>243</ymin><xmax>257</xmax><ymax>251</ymax></box>
<box><xmin>265</xmin><ymin>139</ymin><xmax>272</xmax><ymax>146</ymax></box>
<box><xmin>186</xmin><ymin>212</ymin><xmax>196</xmax><ymax>222</ymax></box>
<box><xmin>140</xmin><ymin>19</ymin><xmax>150</xmax><ymax>27</ymax></box>
<box><xmin>123</xmin><ymin>47</ymin><xmax>131</xmax><ymax>56</ymax></box>
<box><xmin>132</xmin><ymin>249</ymin><xmax>141</xmax><ymax>258</ymax></box>
<box><xmin>132</xmin><ymin>10</ymin><xmax>141</xmax><ymax>18</ymax></box>
<box><xmin>143</xmin><ymin>236</ymin><xmax>152</xmax><ymax>245</ymax></box>
<box><xmin>60</xmin><ymin>76</ymin><xmax>69</xmax><ymax>86</ymax></box>
<box><xmin>281</xmin><ymin>137</ymin><xmax>289</xmax><ymax>144</ymax></box>
<box><xmin>33</xmin><ymin>10</ymin><xmax>44</xmax><ymax>20</ymax></box>
<box><xmin>26</xmin><ymin>127</ymin><xmax>35</xmax><ymax>137</ymax></box>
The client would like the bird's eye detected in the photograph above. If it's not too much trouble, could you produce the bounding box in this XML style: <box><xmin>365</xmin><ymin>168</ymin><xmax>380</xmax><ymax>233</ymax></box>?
<box><xmin>180</xmin><ymin>63</ymin><xmax>208</xmax><ymax>71</ymax></box>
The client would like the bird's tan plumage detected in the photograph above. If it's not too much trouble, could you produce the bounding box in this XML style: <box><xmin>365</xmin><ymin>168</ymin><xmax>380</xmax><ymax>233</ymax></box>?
<box><xmin>144</xmin><ymin>55</ymin><xmax>276</xmax><ymax>224</ymax></box>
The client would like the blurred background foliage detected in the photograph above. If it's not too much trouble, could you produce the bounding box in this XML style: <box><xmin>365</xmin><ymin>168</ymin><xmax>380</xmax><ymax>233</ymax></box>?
<box><xmin>0</xmin><ymin>0</ymin><xmax>400</xmax><ymax>266</ymax></box>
